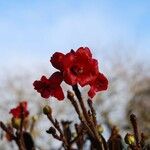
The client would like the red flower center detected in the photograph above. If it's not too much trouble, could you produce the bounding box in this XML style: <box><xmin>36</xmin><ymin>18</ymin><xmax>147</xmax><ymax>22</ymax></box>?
<box><xmin>71</xmin><ymin>65</ymin><xmax>84</xmax><ymax>76</ymax></box>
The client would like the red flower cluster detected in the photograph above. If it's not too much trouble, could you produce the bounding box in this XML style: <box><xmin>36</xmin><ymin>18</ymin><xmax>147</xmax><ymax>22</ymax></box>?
<box><xmin>9</xmin><ymin>101</ymin><xmax>29</xmax><ymax>118</ymax></box>
<box><xmin>33</xmin><ymin>47</ymin><xmax>108</xmax><ymax>100</ymax></box>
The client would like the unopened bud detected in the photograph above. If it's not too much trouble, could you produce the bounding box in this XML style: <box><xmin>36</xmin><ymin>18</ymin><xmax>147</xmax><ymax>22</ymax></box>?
<box><xmin>72</xmin><ymin>132</ymin><xmax>77</xmax><ymax>138</ymax></box>
<box><xmin>124</xmin><ymin>133</ymin><xmax>135</xmax><ymax>145</ymax></box>
<box><xmin>32</xmin><ymin>115</ymin><xmax>38</xmax><ymax>122</ymax></box>
<box><xmin>46</xmin><ymin>127</ymin><xmax>56</xmax><ymax>134</ymax></box>
<box><xmin>12</xmin><ymin>118</ymin><xmax>21</xmax><ymax>129</ymax></box>
<box><xmin>97</xmin><ymin>125</ymin><xmax>104</xmax><ymax>134</ymax></box>
<box><xmin>43</xmin><ymin>105</ymin><xmax>52</xmax><ymax>115</ymax></box>
<box><xmin>67</xmin><ymin>91</ymin><xmax>74</xmax><ymax>99</ymax></box>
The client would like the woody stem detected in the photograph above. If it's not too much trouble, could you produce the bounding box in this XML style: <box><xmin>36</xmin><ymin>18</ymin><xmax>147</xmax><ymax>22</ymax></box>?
<box><xmin>72</xmin><ymin>84</ymin><xmax>105</xmax><ymax>150</ymax></box>
<box><xmin>47</xmin><ymin>113</ymin><xmax>71</xmax><ymax>150</ymax></box>
<box><xmin>67</xmin><ymin>91</ymin><xmax>95</xmax><ymax>137</ymax></box>
<box><xmin>17</xmin><ymin>105</ymin><xmax>26</xmax><ymax>150</ymax></box>
<box><xmin>130</xmin><ymin>114</ymin><xmax>141</xmax><ymax>149</ymax></box>
<box><xmin>0</xmin><ymin>121</ymin><xmax>16</xmax><ymax>141</ymax></box>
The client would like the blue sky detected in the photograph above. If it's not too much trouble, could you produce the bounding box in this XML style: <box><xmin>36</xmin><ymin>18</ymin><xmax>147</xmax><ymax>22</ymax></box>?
<box><xmin>0</xmin><ymin>0</ymin><xmax>150</xmax><ymax>69</ymax></box>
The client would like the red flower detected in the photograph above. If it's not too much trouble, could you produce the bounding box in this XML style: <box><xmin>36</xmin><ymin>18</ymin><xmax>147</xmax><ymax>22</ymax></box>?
<box><xmin>52</xmin><ymin>47</ymin><xmax>99</xmax><ymax>86</ymax></box>
<box><xmin>9</xmin><ymin>101</ymin><xmax>29</xmax><ymax>118</ymax></box>
<box><xmin>33</xmin><ymin>72</ymin><xmax>64</xmax><ymax>100</ymax></box>
<box><xmin>35</xmin><ymin>46</ymin><xmax>108</xmax><ymax>100</ymax></box>
<box><xmin>65</xmin><ymin>47</ymin><xmax>99</xmax><ymax>86</ymax></box>
<box><xmin>88</xmin><ymin>73</ymin><xmax>108</xmax><ymax>98</ymax></box>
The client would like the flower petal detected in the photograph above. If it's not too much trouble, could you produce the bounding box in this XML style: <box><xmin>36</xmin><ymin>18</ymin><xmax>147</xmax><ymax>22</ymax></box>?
<box><xmin>52</xmin><ymin>86</ymin><xmax>65</xmax><ymax>100</ymax></box>
<box><xmin>88</xmin><ymin>73</ymin><xmax>108</xmax><ymax>98</ymax></box>
<box><xmin>49</xmin><ymin>72</ymin><xmax>63</xmax><ymax>85</ymax></box>
<box><xmin>50</xmin><ymin>52</ymin><xmax>65</xmax><ymax>70</ymax></box>
<box><xmin>63</xmin><ymin>69</ymin><xmax>77</xmax><ymax>85</ymax></box>
<box><xmin>76</xmin><ymin>47</ymin><xmax>92</xmax><ymax>58</ymax></box>
<box><xmin>88</xmin><ymin>87</ymin><xmax>96</xmax><ymax>98</ymax></box>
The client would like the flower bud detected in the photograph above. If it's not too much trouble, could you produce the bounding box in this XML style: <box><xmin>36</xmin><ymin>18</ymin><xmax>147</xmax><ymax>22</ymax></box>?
<box><xmin>43</xmin><ymin>105</ymin><xmax>52</xmax><ymax>115</ymax></box>
<box><xmin>124</xmin><ymin>133</ymin><xmax>135</xmax><ymax>145</ymax></box>
<box><xmin>97</xmin><ymin>125</ymin><xmax>104</xmax><ymax>134</ymax></box>
<box><xmin>11</xmin><ymin>118</ymin><xmax>21</xmax><ymax>129</ymax></box>
<box><xmin>67</xmin><ymin>91</ymin><xmax>74</xmax><ymax>99</ymax></box>
<box><xmin>72</xmin><ymin>132</ymin><xmax>77</xmax><ymax>138</ymax></box>
<box><xmin>32</xmin><ymin>115</ymin><xmax>38</xmax><ymax>122</ymax></box>
<box><xmin>46</xmin><ymin>127</ymin><xmax>56</xmax><ymax>134</ymax></box>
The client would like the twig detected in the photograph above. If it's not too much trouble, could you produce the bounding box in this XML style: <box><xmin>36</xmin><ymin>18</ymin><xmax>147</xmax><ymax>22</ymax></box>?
<box><xmin>72</xmin><ymin>85</ymin><xmax>105</xmax><ymax>150</ymax></box>
<box><xmin>67</xmin><ymin>91</ymin><xmax>94</xmax><ymax>137</ymax></box>
<box><xmin>0</xmin><ymin>121</ymin><xmax>16</xmax><ymax>141</ymax></box>
<box><xmin>47</xmin><ymin>113</ymin><xmax>70</xmax><ymax>150</ymax></box>
<box><xmin>87</xmin><ymin>99</ymin><xmax>97</xmax><ymax>125</ymax></box>
<box><xmin>130</xmin><ymin>114</ymin><xmax>141</xmax><ymax>149</ymax></box>
<box><xmin>17</xmin><ymin>105</ymin><xmax>26</xmax><ymax>150</ymax></box>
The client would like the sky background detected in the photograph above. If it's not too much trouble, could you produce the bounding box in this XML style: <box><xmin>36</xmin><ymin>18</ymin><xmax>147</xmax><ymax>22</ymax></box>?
<box><xmin>0</xmin><ymin>0</ymin><xmax>150</xmax><ymax>70</ymax></box>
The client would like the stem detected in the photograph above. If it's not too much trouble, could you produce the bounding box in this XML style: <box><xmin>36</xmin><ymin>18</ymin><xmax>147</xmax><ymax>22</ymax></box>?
<box><xmin>47</xmin><ymin>114</ymin><xmax>71</xmax><ymax>150</ymax></box>
<box><xmin>72</xmin><ymin>85</ymin><xmax>89</xmax><ymax>120</ymax></box>
<box><xmin>0</xmin><ymin>121</ymin><xmax>26</xmax><ymax>150</ymax></box>
<box><xmin>17</xmin><ymin>105</ymin><xmax>26</xmax><ymax>150</ymax></box>
<box><xmin>0</xmin><ymin>121</ymin><xmax>16</xmax><ymax>141</ymax></box>
<box><xmin>72</xmin><ymin>84</ymin><xmax>105</xmax><ymax>150</ymax></box>
<box><xmin>88</xmin><ymin>99</ymin><xmax>97</xmax><ymax>125</ymax></box>
<box><xmin>67</xmin><ymin>91</ymin><xmax>94</xmax><ymax>137</ymax></box>
<box><xmin>130</xmin><ymin>114</ymin><xmax>141</xmax><ymax>149</ymax></box>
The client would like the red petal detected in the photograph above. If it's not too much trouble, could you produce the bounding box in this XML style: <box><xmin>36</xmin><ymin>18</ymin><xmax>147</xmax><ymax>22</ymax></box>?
<box><xmin>9</xmin><ymin>101</ymin><xmax>29</xmax><ymax>118</ymax></box>
<box><xmin>49</xmin><ymin>72</ymin><xmax>63</xmax><ymax>85</ymax></box>
<box><xmin>63</xmin><ymin>51</ymin><xmax>75</xmax><ymax>68</ymax></box>
<box><xmin>63</xmin><ymin>69</ymin><xmax>77</xmax><ymax>85</ymax></box>
<box><xmin>41</xmin><ymin>90</ymin><xmax>51</xmax><ymax>99</ymax></box>
<box><xmin>88</xmin><ymin>73</ymin><xmax>108</xmax><ymax>98</ymax></box>
<box><xmin>95</xmin><ymin>73</ymin><xmax>108</xmax><ymax>91</ymax></box>
<box><xmin>78</xmin><ymin>59</ymin><xmax>99</xmax><ymax>86</ymax></box>
<box><xmin>52</xmin><ymin>86</ymin><xmax>65</xmax><ymax>100</ymax></box>
<box><xmin>9</xmin><ymin>108</ymin><xmax>20</xmax><ymax>118</ymax></box>
<box><xmin>76</xmin><ymin>47</ymin><xmax>92</xmax><ymax>58</ymax></box>
<box><xmin>88</xmin><ymin>87</ymin><xmax>96</xmax><ymax>98</ymax></box>
<box><xmin>33</xmin><ymin>80</ymin><xmax>40</xmax><ymax>88</ymax></box>
<box><xmin>41</xmin><ymin>76</ymin><xmax>50</xmax><ymax>84</ymax></box>
<box><xmin>50</xmin><ymin>52</ymin><xmax>65</xmax><ymax>70</ymax></box>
